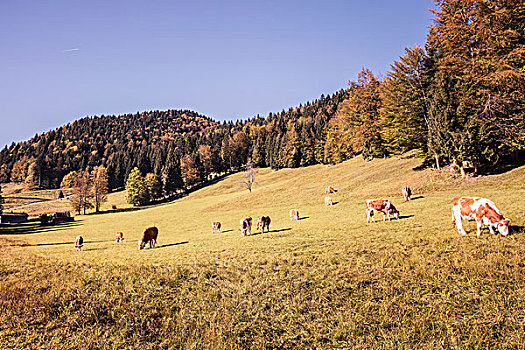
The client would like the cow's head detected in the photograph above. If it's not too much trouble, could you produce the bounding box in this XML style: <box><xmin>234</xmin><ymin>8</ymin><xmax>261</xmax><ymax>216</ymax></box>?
<box><xmin>498</xmin><ymin>218</ymin><xmax>510</xmax><ymax>236</ymax></box>
<box><xmin>138</xmin><ymin>240</ymin><xmax>146</xmax><ymax>250</ymax></box>
<box><xmin>391</xmin><ymin>208</ymin><xmax>400</xmax><ymax>220</ymax></box>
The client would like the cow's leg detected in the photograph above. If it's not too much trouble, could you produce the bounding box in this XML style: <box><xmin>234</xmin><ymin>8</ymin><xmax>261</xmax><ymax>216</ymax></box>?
<box><xmin>476</xmin><ymin>220</ymin><xmax>482</xmax><ymax>236</ymax></box>
<box><xmin>488</xmin><ymin>225</ymin><xmax>495</xmax><ymax>235</ymax></box>
<box><xmin>366</xmin><ymin>210</ymin><xmax>371</xmax><ymax>223</ymax></box>
<box><xmin>453</xmin><ymin>211</ymin><xmax>467</xmax><ymax>235</ymax></box>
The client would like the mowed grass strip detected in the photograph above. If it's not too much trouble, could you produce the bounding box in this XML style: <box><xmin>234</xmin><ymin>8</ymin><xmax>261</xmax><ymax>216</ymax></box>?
<box><xmin>1</xmin><ymin>156</ymin><xmax>525</xmax><ymax>348</ymax></box>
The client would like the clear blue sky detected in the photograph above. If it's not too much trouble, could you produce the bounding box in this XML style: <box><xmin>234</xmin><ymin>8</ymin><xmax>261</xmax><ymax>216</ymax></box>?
<box><xmin>0</xmin><ymin>0</ymin><xmax>435</xmax><ymax>149</ymax></box>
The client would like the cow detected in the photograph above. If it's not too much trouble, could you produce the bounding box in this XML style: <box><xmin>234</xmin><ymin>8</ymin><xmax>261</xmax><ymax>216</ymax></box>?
<box><xmin>325</xmin><ymin>196</ymin><xmax>333</xmax><ymax>206</ymax></box>
<box><xmin>239</xmin><ymin>217</ymin><xmax>252</xmax><ymax>237</ymax></box>
<box><xmin>75</xmin><ymin>235</ymin><xmax>83</xmax><ymax>251</ymax></box>
<box><xmin>402</xmin><ymin>186</ymin><xmax>412</xmax><ymax>202</ymax></box>
<box><xmin>116</xmin><ymin>232</ymin><xmax>124</xmax><ymax>243</ymax></box>
<box><xmin>211</xmin><ymin>221</ymin><xmax>221</xmax><ymax>234</ymax></box>
<box><xmin>289</xmin><ymin>209</ymin><xmax>299</xmax><ymax>221</ymax></box>
<box><xmin>451</xmin><ymin>197</ymin><xmax>510</xmax><ymax>236</ymax></box>
<box><xmin>325</xmin><ymin>186</ymin><xmax>336</xmax><ymax>194</ymax></box>
<box><xmin>256</xmin><ymin>216</ymin><xmax>271</xmax><ymax>234</ymax></box>
<box><xmin>138</xmin><ymin>226</ymin><xmax>158</xmax><ymax>250</ymax></box>
<box><xmin>366</xmin><ymin>199</ymin><xmax>400</xmax><ymax>223</ymax></box>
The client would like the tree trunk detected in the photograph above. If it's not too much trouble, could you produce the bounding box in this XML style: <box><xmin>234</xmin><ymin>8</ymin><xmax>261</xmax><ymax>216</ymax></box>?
<box><xmin>434</xmin><ymin>154</ymin><xmax>441</xmax><ymax>170</ymax></box>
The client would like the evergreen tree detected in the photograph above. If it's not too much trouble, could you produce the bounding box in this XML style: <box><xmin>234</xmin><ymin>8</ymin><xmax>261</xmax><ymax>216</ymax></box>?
<box><xmin>0</xmin><ymin>185</ymin><xmax>4</xmax><ymax>214</ymax></box>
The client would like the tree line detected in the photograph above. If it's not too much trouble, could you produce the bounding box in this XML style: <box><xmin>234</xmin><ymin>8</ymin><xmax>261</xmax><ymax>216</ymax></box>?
<box><xmin>0</xmin><ymin>0</ymin><xmax>523</xmax><ymax>200</ymax></box>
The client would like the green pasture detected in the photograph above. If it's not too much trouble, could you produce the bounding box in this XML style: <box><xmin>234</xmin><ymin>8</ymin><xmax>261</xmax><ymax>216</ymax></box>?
<box><xmin>2</xmin><ymin>156</ymin><xmax>525</xmax><ymax>348</ymax></box>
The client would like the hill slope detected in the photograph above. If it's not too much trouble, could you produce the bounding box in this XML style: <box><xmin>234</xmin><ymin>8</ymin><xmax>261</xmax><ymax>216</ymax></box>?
<box><xmin>1</xmin><ymin>157</ymin><xmax>525</xmax><ymax>348</ymax></box>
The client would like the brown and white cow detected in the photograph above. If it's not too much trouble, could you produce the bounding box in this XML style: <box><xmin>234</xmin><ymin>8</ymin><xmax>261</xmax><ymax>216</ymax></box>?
<box><xmin>211</xmin><ymin>221</ymin><xmax>221</xmax><ymax>234</ymax></box>
<box><xmin>289</xmin><ymin>209</ymin><xmax>299</xmax><ymax>221</ymax></box>
<box><xmin>239</xmin><ymin>217</ymin><xmax>252</xmax><ymax>237</ymax></box>
<box><xmin>116</xmin><ymin>232</ymin><xmax>124</xmax><ymax>243</ymax></box>
<box><xmin>325</xmin><ymin>186</ymin><xmax>336</xmax><ymax>194</ymax></box>
<box><xmin>75</xmin><ymin>235</ymin><xmax>83</xmax><ymax>251</ymax></box>
<box><xmin>138</xmin><ymin>226</ymin><xmax>158</xmax><ymax>250</ymax></box>
<box><xmin>451</xmin><ymin>197</ymin><xmax>510</xmax><ymax>236</ymax></box>
<box><xmin>366</xmin><ymin>199</ymin><xmax>400</xmax><ymax>223</ymax></box>
<box><xmin>325</xmin><ymin>196</ymin><xmax>333</xmax><ymax>206</ymax></box>
<box><xmin>256</xmin><ymin>216</ymin><xmax>271</xmax><ymax>234</ymax></box>
<box><xmin>402</xmin><ymin>186</ymin><xmax>412</xmax><ymax>202</ymax></box>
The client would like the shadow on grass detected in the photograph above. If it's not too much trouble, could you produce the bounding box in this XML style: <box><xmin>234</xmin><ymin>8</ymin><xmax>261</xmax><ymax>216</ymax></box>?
<box><xmin>221</xmin><ymin>229</ymin><xmax>234</xmax><ymax>233</ymax></box>
<box><xmin>410</xmin><ymin>195</ymin><xmax>424</xmax><ymax>200</ymax></box>
<box><xmin>29</xmin><ymin>240</ymin><xmax>113</xmax><ymax>247</ymax></box>
<box><xmin>398</xmin><ymin>215</ymin><xmax>415</xmax><ymax>220</ymax></box>
<box><xmin>0</xmin><ymin>221</ymin><xmax>80</xmax><ymax>235</ymax></box>
<box><xmin>268</xmin><ymin>228</ymin><xmax>292</xmax><ymax>233</ymax></box>
<box><xmin>157</xmin><ymin>241</ymin><xmax>189</xmax><ymax>249</ymax></box>
<box><xmin>298</xmin><ymin>216</ymin><xmax>310</xmax><ymax>221</ymax></box>
<box><xmin>511</xmin><ymin>225</ymin><xmax>525</xmax><ymax>235</ymax></box>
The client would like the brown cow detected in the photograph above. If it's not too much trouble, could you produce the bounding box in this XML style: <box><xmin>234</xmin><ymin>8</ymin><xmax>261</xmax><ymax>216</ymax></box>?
<box><xmin>289</xmin><ymin>209</ymin><xmax>299</xmax><ymax>221</ymax></box>
<box><xmin>138</xmin><ymin>226</ymin><xmax>158</xmax><ymax>250</ymax></box>
<box><xmin>402</xmin><ymin>186</ymin><xmax>412</xmax><ymax>202</ymax></box>
<box><xmin>256</xmin><ymin>216</ymin><xmax>271</xmax><ymax>234</ymax></box>
<box><xmin>116</xmin><ymin>232</ymin><xmax>124</xmax><ymax>243</ymax></box>
<box><xmin>325</xmin><ymin>186</ymin><xmax>336</xmax><ymax>194</ymax></box>
<box><xmin>239</xmin><ymin>217</ymin><xmax>252</xmax><ymax>237</ymax></box>
<box><xmin>366</xmin><ymin>199</ymin><xmax>400</xmax><ymax>223</ymax></box>
<box><xmin>211</xmin><ymin>221</ymin><xmax>221</xmax><ymax>234</ymax></box>
<box><xmin>451</xmin><ymin>197</ymin><xmax>510</xmax><ymax>236</ymax></box>
<box><xmin>75</xmin><ymin>235</ymin><xmax>83</xmax><ymax>251</ymax></box>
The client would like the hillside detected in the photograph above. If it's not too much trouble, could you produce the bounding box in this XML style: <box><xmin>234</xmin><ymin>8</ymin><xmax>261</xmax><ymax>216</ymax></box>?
<box><xmin>1</xmin><ymin>157</ymin><xmax>525</xmax><ymax>348</ymax></box>
<box><xmin>0</xmin><ymin>90</ymin><xmax>347</xmax><ymax>191</ymax></box>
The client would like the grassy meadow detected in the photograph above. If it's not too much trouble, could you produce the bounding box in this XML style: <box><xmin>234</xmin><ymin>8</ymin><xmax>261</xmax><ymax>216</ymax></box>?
<box><xmin>1</xmin><ymin>156</ymin><xmax>525</xmax><ymax>349</ymax></box>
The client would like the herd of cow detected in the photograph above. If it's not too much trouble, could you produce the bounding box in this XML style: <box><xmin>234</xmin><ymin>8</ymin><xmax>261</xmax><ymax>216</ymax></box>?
<box><xmin>73</xmin><ymin>185</ymin><xmax>512</xmax><ymax>252</ymax></box>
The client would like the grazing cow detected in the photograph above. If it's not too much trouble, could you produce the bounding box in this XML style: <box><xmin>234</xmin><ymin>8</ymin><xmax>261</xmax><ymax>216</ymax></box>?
<box><xmin>257</xmin><ymin>216</ymin><xmax>271</xmax><ymax>234</ymax></box>
<box><xmin>116</xmin><ymin>232</ymin><xmax>124</xmax><ymax>243</ymax></box>
<box><xmin>325</xmin><ymin>196</ymin><xmax>333</xmax><ymax>206</ymax></box>
<box><xmin>138</xmin><ymin>226</ymin><xmax>158</xmax><ymax>250</ymax></box>
<box><xmin>402</xmin><ymin>186</ymin><xmax>412</xmax><ymax>202</ymax></box>
<box><xmin>211</xmin><ymin>221</ymin><xmax>221</xmax><ymax>234</ymax></box>
<box><xmin>325</xmin><ymin>186</ymin><xmax>336</xmax><ymax>194</ymax></box>
<box><xmin>451</xmin><ymin>197</ymin><xmax>510</xmax><ymax>236</ymax></box>
<box><xmin>239</xmin><ymin>217</ymin><xmax>252</xmax><ymax>237</ymax></box>
<box><xmin>75</xmin><ymin>235</ymin><xmax>83</xmax><ymax>251</ymax></box>
<box><xmin>366</xmin><ymin>199</ymin><xmax>400</xmax><ymax>223</ymax></box>
<box><xmin>289</xmin><ymin>209</ymin><xmax>299</xmax><ymax>221</ymax></box>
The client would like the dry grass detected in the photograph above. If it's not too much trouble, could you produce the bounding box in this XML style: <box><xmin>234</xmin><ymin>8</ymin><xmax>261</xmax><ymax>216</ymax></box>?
<box><xmin>1</xmin><ymin>184</ymin><xmax>131</xmax><ymax>216</ymax></box>
<box><xmin>1</xmin><ymin>156</ymin><xmax>525</xmax><ymax>349</ymax></box>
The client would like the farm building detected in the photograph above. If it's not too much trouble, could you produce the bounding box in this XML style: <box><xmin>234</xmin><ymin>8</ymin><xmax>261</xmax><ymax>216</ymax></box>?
<box><xmin>1</xmin><ymin>212</ymin><xmax>29</xmax><ymax>224</ymax></box>
<box><xmin>53</xmin><ymin>211</ymin><xmax>74</xmax><ymax>224</ymax></box>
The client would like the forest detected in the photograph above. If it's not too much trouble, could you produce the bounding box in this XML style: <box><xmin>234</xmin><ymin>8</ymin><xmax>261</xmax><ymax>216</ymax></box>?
<box><xmin>0</xmin><ymin>0</ymin><xmax>523</xmax><ymax>196</ymax></box>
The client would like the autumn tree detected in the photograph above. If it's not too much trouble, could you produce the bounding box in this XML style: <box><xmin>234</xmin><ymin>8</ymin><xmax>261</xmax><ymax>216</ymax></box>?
<box><xmin>236</xmin><ymin>160</ymin><xmax>257</xmax><ymax>192</ymax></box>
<box><xmin>91</xmin><ymin>165</ymin><xmax>108</xmax><ymax>212</ymax></box>
<box><xmin>126</xmin><ymin>167</ymin><xmax>149</xmax><ymax>206</ymax></box>
<box><xmin>198</xmin><ymin>144</ymin><xmax>213</xmax><ymax>180</ymax></box>
<box><xmin>180</xmin><ymin>154</ymin><xmax>201</xmax><ymax>189</ymax></box>
<box><xmin>60</xmin><ymin>171</ymin><xmax>78</xmax><ymax>188</ymax></box>
<box><xmin>326</xmin><ymin>68</ymin><xmax>384</xmax><ymax>162</ymax></box>
<box><xmin>380</xmin><ymin>45</ymin><xmax>429</xmax><ymax>154</ymax></box>
<box><xmin>69</xmin><ymin>170</ymin><xmax>93</xmax><ymax>215</ymax></box>
<box><xmin>426</xmin><ymin>0</ymin><xmax>525</xmax><ymax>172</ymax></box>
<box><xmin>24</xmin><ymin>160</ymin><xmax>40</xmax><ymax>191</ymax></box>
<box><xmin>0</xmin><ymin>185</ymin><xmax>4</xmax><ymax>214</ymax></box>
<box><xmin>145</xmin><ymin>173</ymin><xmax>162</xmax><ymax>200</ymax></box>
